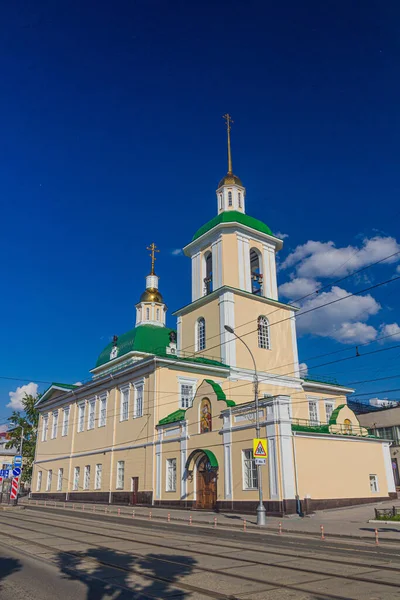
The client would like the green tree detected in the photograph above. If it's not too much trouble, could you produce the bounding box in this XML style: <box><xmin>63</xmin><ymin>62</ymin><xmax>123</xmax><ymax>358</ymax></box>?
<box><xmin>6</xmin><ymin>393</ymin><xmax>40</xmax><ymax>483</ymax></box>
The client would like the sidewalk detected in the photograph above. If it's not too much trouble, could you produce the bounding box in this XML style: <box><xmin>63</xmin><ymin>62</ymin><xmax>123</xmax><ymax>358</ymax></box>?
<box><xmin>20</xmin><ymin>497</ymin><xmax>400</xmax><ymax>542</ymax></box>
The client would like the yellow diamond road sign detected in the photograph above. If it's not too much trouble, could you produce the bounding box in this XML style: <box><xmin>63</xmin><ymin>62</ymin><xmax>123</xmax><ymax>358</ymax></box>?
<box><xmin>253</xmin><ymin>438</ymin><xmax>268</xmax><ymax>458</ymax></box>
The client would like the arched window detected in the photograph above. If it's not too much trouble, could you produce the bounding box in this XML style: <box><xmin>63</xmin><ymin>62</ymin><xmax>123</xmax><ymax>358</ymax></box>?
<box><xmin>258</xmin><ymin>316</ymin><xmax>270</xmax><ymax>349</ymax></box>
<box><xmin>238</xmin><ymin>192</ymin><xmax>241</xmax><ymax>208</ymax></box>
<box><xmin>250</xmin><ymin>249</ymin><xmax>262</xmax><ymax>295</ymax></box>
<box><xmin>197</xmin><ymin>317</ymin><xmax>206</xmax><ymax>351</ymax></box>
<box><xmin>228</xmin><ymin>191</ymin><xmax>232</xmax><ymax>206</ymax></box>
<box><xmin>219</xmin><ymin>194</ymin><xmax>223</xmax><ymax>210</ymax></box>
<box><xmin>204</xmin><ymin>252</ymin><xmax>213</xmax><ymax>295</ymax></box>
<box><xmin>156</xmin><ymin>308</ymin><xmax>160</xmax><ymax>321</ymax></box>
<box><xmin>146</xmin><ymin>307</ymin><xmax>150</xmax><ymax>320</ymax></box>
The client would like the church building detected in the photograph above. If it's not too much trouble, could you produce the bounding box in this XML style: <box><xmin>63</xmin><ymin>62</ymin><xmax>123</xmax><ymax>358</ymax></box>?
<box><xmin>32</xmin><ymin>117</ymin><xmax>396</xmax><ymax>514</ymax></box>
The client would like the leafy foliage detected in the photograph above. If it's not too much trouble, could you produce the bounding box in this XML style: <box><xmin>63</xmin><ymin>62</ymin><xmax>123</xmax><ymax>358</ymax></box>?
<box><xmin>6</xmin><ymin>393</ymin><xmax>40</xmax><ymax>483</ymax></box>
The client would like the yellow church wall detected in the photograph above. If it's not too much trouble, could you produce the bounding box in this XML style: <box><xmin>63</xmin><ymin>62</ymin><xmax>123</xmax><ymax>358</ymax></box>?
<box><xmin>221</xmin><ymin>233</ymin><xmax>240</xmax><ymax>289</ymax></box>
<box><xmin>232</xmin><ymin>294</ymin><xmax>295</xmax><ymax>376</ymax></box>
<box><xmin>179</xmin><ymin>298</ymin><xmax>222</xmax><ymax>361</ymax></box>
<box><xmin>230</xmin><ymin>425</ymin><xmax>270</xmax><ymax>501</ymax></box>
<box><xmin>295</xmin><ymin>435</ymin><xmax>389</xmax><ymax>499</ymax></box>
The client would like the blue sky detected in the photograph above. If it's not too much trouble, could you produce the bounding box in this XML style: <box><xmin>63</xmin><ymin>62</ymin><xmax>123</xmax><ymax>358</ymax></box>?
<box><xmin>1</xmin><ymin>1</ymin><xmax>399</xmax><ymax>419</ymax></box>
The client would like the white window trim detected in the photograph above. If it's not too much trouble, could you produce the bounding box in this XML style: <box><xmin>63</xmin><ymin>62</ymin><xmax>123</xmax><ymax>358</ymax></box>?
<box><xmin>242</xmin><ymin>449</ymin><xmax>258</xmax><ymax>491</ymax></box>
<box><xmin>307</xmin><ymin>397</ymin><xmax>320</xmax><ymax>425</ymax></box>
<box><xmin>133</xmin><ymin>379</ymin><xmax>144</xmax><ymax>419</ymax></box>
<box><xmin>62</xmin><ymin>407</ymin><xmax>70</xmax><ymax>437</ymax></box>
<box><xmin>116</xmin><ymin>460</ymin><xmax>125</xmax><ymax>489</ymax></box>
<box><xmin>77</xmin><ymin>402</ymin><xmax>86</xmax><ymax>433</ymax></box>
<box><xmin>166</xmin><ymin>458</ymin><xmax>177</xmax><ymax>492</ymax></box>
<box><xmin>87</xmin><ymin>398</ymin><xmax>96</xmax><ymax>430</ymax></box>
<box><xmin>324</xmin><ymin>401</ymin><xmax>334</xmax><ymax>423</ymax></box>
<box><xmin>95</xmin><ymin>464</ymin><xmax>102</xmax><ymax>490</ymax></box>
<box><xmin>178</xmin><ymin>376</ymin><xmax>198</xmax><ymax>410</ymax></box>
<box><xmin>57</xmin><ymin>468</ymin><xmax>63</xmax><ymax>491</ymax></box>
<box><xmin>51</xmin><ymin>410</ymin><xmax>58</xmax><ymax>439</ymax></box>
<box><xmin>370</xmin><ymin>474</ymin><xmax>379</xmax><ymax>493</ymax></box>
<box><xmin>195</xmin><ymin>317</ymin><xmax>206</xmax><ymax>352</ymax></box>
<box><xmin>120</xmin><ymin>385</ymin><xmax>130</xmax><ymax>422</ymax></box>
<box><xmin>98</xmin><ymin>393</ymin><xmax>107</xmax><ymax>428</ymax></box>
<box><xmin>42</xmin><ymin>414</ymin><xmax>49</xmax><ymax>442</ymax></box>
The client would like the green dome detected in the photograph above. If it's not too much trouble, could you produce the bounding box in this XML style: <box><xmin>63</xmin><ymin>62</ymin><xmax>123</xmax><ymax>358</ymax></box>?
<box><xmin>95</xmin><ymin>325</ymin><xmax>175</xmax><ymax>368</ymax></box>
<box><xmin>192</xmin><ymin>210</ymin><xmax>275</xmax><ymax>242</ymax></box>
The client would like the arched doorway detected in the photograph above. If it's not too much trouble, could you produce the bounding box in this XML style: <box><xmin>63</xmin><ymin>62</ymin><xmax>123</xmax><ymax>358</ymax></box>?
<box><xmin>185</xmin><ymin>449</ymin><xmax>218</xmax><ymax>510</ymax></box>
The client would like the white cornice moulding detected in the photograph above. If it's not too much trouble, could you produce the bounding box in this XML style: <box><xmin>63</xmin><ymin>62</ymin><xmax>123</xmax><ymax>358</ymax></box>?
<box><xmin>302</xmin><ymin>381</ymin><xmax>354</xmax><ymax>394</ymax></box>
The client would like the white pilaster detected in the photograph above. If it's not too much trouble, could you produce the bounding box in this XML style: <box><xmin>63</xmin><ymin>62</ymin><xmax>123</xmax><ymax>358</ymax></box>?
<box><xmin>191</xmin><ymin>252</ymin><xmax>201</xmax><ymax>302</ymax></box>
<box><xmin>180</xmin><ymin>422</ymin><xmax>188</xmax><ymax>499</ymax></box>
<box><xmin>222</xmin><ymin>413</ymin><xmax>233</xmax><ymax>500</ymax></box>
<box><xmin>211</xmin><ymin>237</ymin><xmax>223</xmax><ymax>291</ymax></box>
<box><xmin>238</xmin><ymin>235</ymin><xmax>244</xmax><ymax>290</ymax></box>
<box><xmin>218</xmin><ymin>291</ymin><xmax>236</xmax><ymax>366</ymax></box>
<box><xmin>265</xmin><ymin>396</ymin><xmax>296</xmax><ymax>500</ymax></box>
<box><xmin>382</xmin><ymin>442</ymin><xmax>396</xmax><ymax>493</ymax></box>
<box><xmin>155</xmin><ymin>430</ymin><xmax>162</xmax><ymax>500</ymax></box>
<box><xmin>243</xmin><ymin>237</ymin><xmax>251</xmax><ymax>292</ymax></box>
<box><xmin>262</xmin><ymin>245</ymin><xmax>272</xmax><ymax>299</ymax></box>
<box><xmin>269</xmin><ymin>247</ymin><xmax>278</xmax><ymax>300</ymax></box>
<box><xmin>177</xmin><ymin>316</ymin><xmax>182</xmax><ymax>352</ymax></box>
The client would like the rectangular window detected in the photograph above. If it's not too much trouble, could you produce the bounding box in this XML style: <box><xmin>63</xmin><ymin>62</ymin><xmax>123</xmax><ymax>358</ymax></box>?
<box><xmin>73</xmin><ymin>466</ymin><xmax>80</xmax><ymax>491</ymax></box>
<box><xmin>46</xmin><ymin>469</ymin><xmax>52</xmax><ymax>492</ymax></box>
<box><xmin>116</xmin><ymin>461</ymin><xmax>125</xmax><ymax>489</ymax></box>
<box><xmin>42</xmin><ymin>414</ymin><xmax>49</xmax><ymax>442</ymax></box>
<box><xmin>120</xmin><ymin>386</ymin><xmax>129</xmax><ymax>421</ymax></box>
<box><xmin>166</xmin><ymin>458</ymin><xmax>177</xmax><ymax>492</ymax></box>
<box><xmin>88</xmin><ymin>399</ymin><xmax>96</xmax><ymax>430</ymax></box>
<box><xmin>78</xmin><ymin>403</ymin><xmax>85</xmax><ymax>433</ymax></box>
<box><xmin>308</xmin><ymin>401</ymin><xmax>319</xmax><ymax>426</ymax></box>
<box><xmin>57</xmin><ymin>468</ymin><xmax>63</xmax><ymax>491</ymax></box>
<box><xmin>325</xmin><ymin>402</ymin><xmax>334</xmax><ymax>423</ymax></box>
<box><xmin>84</xmin><ymin>465</ymin><xmax>90</xmax><ymax>490</ymax></box>
<box><xmin>133</xmin><ymin>384</ymin><xmax>143</xmax><ymax>418</ymax></box>
<box><xmin>36</xmin><ymin>471</ymin><xmax>42</xmax><ymax>492</ymax></box>
<box><xmin>243</xmin><ymin>449</ymin><xmax>258</xmax><ymax>490</ymax></box>
<box><xmin>370</xmin><ymin>474</ymin><xmax>379</xmax><ymax>493</ymax></box>
<box><xmin>62</xmin><ymin>407</ymin><xmax>70</xmax><ymax>436</ymax></box>
<box><xmin>180</xmin><ymin>384</ymin><xmax>194</xmax><ymax>409</ymax></box>
<box><xmin>51</xmin><ymin>410</ymin><xmax>59</xmax><ymax>439</ymax></box>
<box><xmin>95</xmin><ymin>464</ymin><xmax>102</xmax><ymax>490</ymax></box>
<box><xmin>99</xmin><ymin>394</ymin><xmax>107</xmax><ymax>427</ymax></box>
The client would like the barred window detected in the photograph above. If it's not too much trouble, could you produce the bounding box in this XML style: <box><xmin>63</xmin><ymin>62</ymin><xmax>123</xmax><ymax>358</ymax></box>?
<box><xmin>99</xmin><ymin>395</ymin><xmax>107</xmax><ymax>427</ymax></box>
<box><xmin>308</xmin><ymin>401</ymin><xmax>319</xmax><ymax>426</ymax></box>
<box><xmin>197</xmin><ymin>317</ymin><xmax>206</xmax><ymax>351</ymax></box>
<box><xmin>116</xmin><ymin>461</ymin><xmax>125</xmax><ymax>489</ymax></box>
<box><xmin>258</xmin><ymin>316</ymin><xmax>270</xmax><ymax>349</ymax></box>
<box><xmin>88</xmin><ymin>399</ymin><xmax>96</xmax><ymax>430</ymax></box>
<box><xmin>84</xmin><ymin>465</ymin><xmax>90</xmax><ymax>490</ymax></box>
<box><xmin>242</xmin><ymin>450</ymin><xmax>258</xmax><ymax>490</ymax></box>
<box><xmin>77</xmin><ymin>403</ymin><xmax>85</xmax><ymax>433</ymax></box>
<box><xmin>166</xmin><ymin>458</ymin><xmax>177</xmax><ymax>492</ymax></box>
<box><xmin>62</xmin><ymin>407</ymin><xmax>70</xmax><ymax>436</ymax></box>
<box><xmin>42</xmin><ymin>415</ymin><xmax>49</xmax><ymax>442</ymax></box>
<box><xmin>73</xmin><ymin>466</ymin><xmax>80</xmax><ymax>491</ymax></box>
<box><xmin>57</xmin><ymin>468</ymin><xmax>63</xmax><ymax>491</ymax></box>
<box><xmin>95</xmin><ymin>464</ymin><xmax>102</xmax><ymax>490</ymax></box>
<box><xmin>120</xmin><ymin>387</ymin><xmax>129</xmax><ymax>421</ymax></box>
<box><xmin>51</xmin><ymin>410</ymin><xmax>58</xmax><ymax>439</ymax></box>
<box><xmin>133</xmin><ymin>383</ymin><xmax>143</xmax><ymax>418</ymax></box>
<box><xmin>36</xmin><ymin>471</ymin><xmax>42</xmax><ymax>492</ymax></box>
<box><xmin>46</xmin><ymin>470</ymin><xmax>52</xmax><ymax>492</ymax></box>
<box><xmin>238</xmin><ymin>192</ymin><xmax>242</xmax><ymax>208</ymax></box>
<box><xmin>228</xmin><ymin>191</ymin><xmax>232</xmax><ymax>206</ymax></box>
<box><xmin>180</xmin><ymin>383</ymin><xmax>194</xmax><ymax>409</ymax></box>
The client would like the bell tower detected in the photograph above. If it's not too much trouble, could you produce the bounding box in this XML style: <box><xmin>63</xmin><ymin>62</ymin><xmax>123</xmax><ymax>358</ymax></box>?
<box><xmin>216</xmin><ymin>114</ymin><xmax>246</xmax><ymax>214</ymax></box>
<box><xmin>135</xmin><ymin>243</ymin><xmax>167</xmax><ymax>327</ymax></box>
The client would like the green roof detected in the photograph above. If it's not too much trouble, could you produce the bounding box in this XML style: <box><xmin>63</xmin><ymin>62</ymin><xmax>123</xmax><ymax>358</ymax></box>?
<box><xmin>95</xmin><ymin>325</ymin><xmax>229</xmax><ymax>369</ymax></box>
<box><xmin>96</xmin><ymin>325</ymin><xmax>176</xmax><ymax>368</ymax></box>
<box><xmin>204</xmin><ymin>379</ymin><xmax>235</xmax><ymax>407</ymax></box>
<box><xmin>158</xmin><ymin>409</ymin><xmax>186</xmax><ymax>426</ymax></box>
<box><xmin>192</xmin><ymin>211</ymin><xmax>275</xmax><ymax>242</ymax></box>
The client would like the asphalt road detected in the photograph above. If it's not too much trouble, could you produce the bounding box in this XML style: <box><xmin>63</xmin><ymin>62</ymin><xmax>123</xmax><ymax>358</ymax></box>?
<box><xmin>0</xmin><ymin>508</ymin><xmax>400</xmax><ymax>599</ymax></box>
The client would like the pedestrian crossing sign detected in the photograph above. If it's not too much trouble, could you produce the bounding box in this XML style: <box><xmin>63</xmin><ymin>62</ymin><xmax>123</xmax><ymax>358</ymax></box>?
<box><xmin>253</xmin><ymin>438</ymin><xmax>268</xmax><ymax>458</ymax></box>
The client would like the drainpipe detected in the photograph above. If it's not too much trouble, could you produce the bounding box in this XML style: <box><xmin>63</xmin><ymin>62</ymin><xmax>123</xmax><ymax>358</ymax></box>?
<box><xmin>292</xmin><ymin>432</ymin><xmax>303</xmax><ymax>517</ymax></box>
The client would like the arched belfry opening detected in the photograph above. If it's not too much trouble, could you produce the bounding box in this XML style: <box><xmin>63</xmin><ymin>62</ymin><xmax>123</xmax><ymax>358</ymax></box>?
<box><xmin>250</xmin><ymin>248</ymin><xmax>263</xmax><ymax>296</ymax></box>
<box><xmin>204</xmin><ymin>252</ymin><xmax>213</xmax><ymax>295</ymax></box>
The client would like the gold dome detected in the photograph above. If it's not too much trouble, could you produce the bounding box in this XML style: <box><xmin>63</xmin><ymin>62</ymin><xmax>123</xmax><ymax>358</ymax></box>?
<box><xmin>218</xmin><ymin>172</ymin><xmax>243</xmax><ymax>188</ymax></box>
<box><xmin>140</xmin><ymin>288</ymin><xmax>164</xmax><ymax>303</ymax></box>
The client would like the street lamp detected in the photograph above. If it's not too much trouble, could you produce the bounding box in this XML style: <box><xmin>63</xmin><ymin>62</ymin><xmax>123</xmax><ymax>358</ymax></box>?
<box><xmin>224</xmin><ymin>325</ymin><xmax>267</xmax><ymax>526</ymax></box>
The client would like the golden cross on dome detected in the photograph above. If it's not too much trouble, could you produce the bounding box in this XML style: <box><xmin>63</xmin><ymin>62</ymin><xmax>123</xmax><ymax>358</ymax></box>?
<box><xmin>147</xmin><ymin>242</ymin><xmax>159</xmax><ymax>275</ymax></box>
<box><xmin>223</xmin><ymin>113</ymin><xmax>234</xmax><ymax>174</ymax></box>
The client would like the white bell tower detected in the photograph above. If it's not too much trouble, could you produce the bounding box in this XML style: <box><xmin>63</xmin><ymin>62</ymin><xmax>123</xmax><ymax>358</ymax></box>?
<box><xmin>216</xmin><ymin>114</ymin><xmax>246</xmax><ymax>214</ymax></box>
<box><xmin>135</xmin><ymin>243</ymin><xmax>167</xmax><ymax>328</ymax></box>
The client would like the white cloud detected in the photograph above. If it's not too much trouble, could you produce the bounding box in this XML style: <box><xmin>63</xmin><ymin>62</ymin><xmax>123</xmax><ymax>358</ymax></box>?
<box><xmin>397</xmin><ymin>265</ymin><xmax>400</xmax><ymax>274</ymax></box>
<box><xmin>379</xmin><ymin>323</ymin><xmax>400</xmax><ymax>342</ymax></box>
<box><xmin>279</xmin><ymin>277</ymin><xmax>320</xmax><ymax>301</ymax></box>
<box><xmin>299</xmin><ymin>362</ymin><xmax>308</xmax><ymax>378</ymax></box>
<box><xmin>171</xmin><ymin>249</ymin><xmax>183</xmax><ymax>256</ymax></box>
<box><xmin>73</xmin><ymin>381</ymin><xmax>83</xmax><ymax>386</ymax></box>
<box><xmin>7</xmin><ymin>382</ymin><xmax>38</xmax><ymax>411</ymax></box>
<box><xmin>280</xmin><ymin>236</ymin><xmax>400</xmax><ymax>279</ymax></box>
<box><xmin>296</xmin><ymin>285</ymin><xmax>381</xmax><ymax>344</ymax></box>
<box><xmin>274</xmin><ymin>231</ymin><xmax>289</xmax><ymax>240</ymax></box>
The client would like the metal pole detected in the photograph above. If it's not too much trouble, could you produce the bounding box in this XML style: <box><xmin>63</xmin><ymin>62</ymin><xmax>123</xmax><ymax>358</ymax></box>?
<box><xmin>224</xmin><ymin>326</ymin><xmax>267</xmax><ymax>526</ymax></box>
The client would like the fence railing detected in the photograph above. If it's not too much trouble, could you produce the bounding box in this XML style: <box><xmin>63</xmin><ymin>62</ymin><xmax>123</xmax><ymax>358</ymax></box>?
<box><xmin>292</xmin><ymin>418</ymin><xmax>370</xmax><ymax>437</ymax></box>
<box><xmin>375</xmin><ymin>506</ymin><xmax>400</xmax><ymax>519</ymax></box>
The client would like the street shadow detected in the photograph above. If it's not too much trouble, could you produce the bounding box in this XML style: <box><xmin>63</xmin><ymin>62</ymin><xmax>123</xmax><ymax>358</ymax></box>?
<box><xmin>0</xmin><ymin>556</ymin><xmax>22</xmax><ymax>590</ymax></box>
<box><xmin>55</xmin><ymin>546</ymin><xmax>197</xmax><ymax>599</ymax></box>
<box><xmin>360</xmin><ymin>526</ymin><xmax>400</xmax><ymax>533</ymax></box>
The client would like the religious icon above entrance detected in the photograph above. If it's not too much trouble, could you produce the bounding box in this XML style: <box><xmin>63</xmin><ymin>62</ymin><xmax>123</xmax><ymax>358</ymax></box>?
<box><xmin>200</xmin><ymin>398</ymin><xmax>212</xmax><ymax>433</ymax></box>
